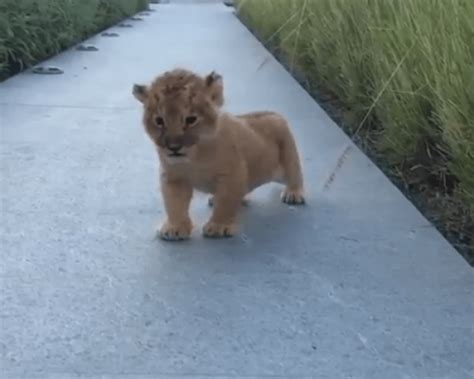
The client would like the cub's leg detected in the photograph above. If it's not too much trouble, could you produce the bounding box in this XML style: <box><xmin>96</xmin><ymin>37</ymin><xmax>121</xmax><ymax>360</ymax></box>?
<box><xmin>203</xmin><ymin>174</ymin><xmax>246</xmax><ymax>238</ymax></box>
<box><xmin>279</xmin><ymin>129</ymin><xmax>306</xmax><ymax>205</ymax></box>
<box><xmin>159</xmin><ymin>175</ymin><xmax>193</xmax><ymax>241</ymax></box>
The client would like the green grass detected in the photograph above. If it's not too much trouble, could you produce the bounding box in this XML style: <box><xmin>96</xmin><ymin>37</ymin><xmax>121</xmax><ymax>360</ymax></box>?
<box><xmin>0</xmin><ymin>0</ymin><xmax>149</xmax><ymax>80</ymax></box>
<box><xmin>237</xmin><ymin>0</ymin><xmax>473</xmax><ymax>261</ymax></box>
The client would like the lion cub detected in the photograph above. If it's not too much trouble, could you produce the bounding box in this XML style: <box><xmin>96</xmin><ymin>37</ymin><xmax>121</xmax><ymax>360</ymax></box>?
<box><xmin>133</xmin><ymin>68</ymin><xmax>305</xmax><ymax>240</ymax></box>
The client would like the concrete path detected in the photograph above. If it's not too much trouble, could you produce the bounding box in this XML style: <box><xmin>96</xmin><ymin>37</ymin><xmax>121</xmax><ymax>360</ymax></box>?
<box><xmin>1</xmin><ymin>1</ymin><xmax>473</xmax><ymax>378</ymax></box>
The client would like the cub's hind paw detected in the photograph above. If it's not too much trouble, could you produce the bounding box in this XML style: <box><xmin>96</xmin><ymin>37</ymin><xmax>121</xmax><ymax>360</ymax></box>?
<box><xmin>202</xmin><ymin>221</ymin><xmax>237</xmax><ymax>238</ymax></box>
<box><xmin>281</xmin><ymin>189</ymin><xmax>305</xmax><ymax>205</ymax></box>
<box><xmin>158</xmin><ymin>220</ymin><xmax>192</xmax><ymax>241</ymax></box>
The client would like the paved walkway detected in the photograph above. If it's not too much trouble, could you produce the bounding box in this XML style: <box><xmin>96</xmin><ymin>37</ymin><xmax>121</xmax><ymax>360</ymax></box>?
<box><xmin>1</xmin><ymin>1</ymin><xmax>473</xmax><ymax>378</ymax></box>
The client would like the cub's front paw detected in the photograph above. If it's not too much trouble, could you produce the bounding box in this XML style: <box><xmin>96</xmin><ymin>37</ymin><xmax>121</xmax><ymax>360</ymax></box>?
<box><xmin>202</xmin><ymin>221</ymin><xmax>237</xmax><ymax>238</ymax></box>
<box><xmin>281</xmin><ymin>188</ymin><xmax>306</xmax><ymax>205</ymax></box>
<box><xmin>158</xmin><ymin>220</ymin><xmax>192</xmax><ymax>241</ymax></box>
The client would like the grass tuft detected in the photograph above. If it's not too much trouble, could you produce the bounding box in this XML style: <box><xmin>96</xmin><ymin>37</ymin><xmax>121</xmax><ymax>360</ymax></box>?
<box><xmin>0</xmin><ymin>0</ymin><xmax>149</xmax><ymax>80</ymax></box>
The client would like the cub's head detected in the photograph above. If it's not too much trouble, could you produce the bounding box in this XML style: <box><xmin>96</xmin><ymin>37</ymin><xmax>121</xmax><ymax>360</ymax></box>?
<box><xmin>133</xmin><ymin>68</ymin><xmax>224</xmax><ymax>163</ymax></box>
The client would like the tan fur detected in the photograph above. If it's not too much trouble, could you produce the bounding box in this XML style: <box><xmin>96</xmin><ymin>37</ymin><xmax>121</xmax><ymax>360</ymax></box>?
<box><xmin>133</xmin><ymin>68</ymin><xmax>305</xmax><ymax>240</ymax></box>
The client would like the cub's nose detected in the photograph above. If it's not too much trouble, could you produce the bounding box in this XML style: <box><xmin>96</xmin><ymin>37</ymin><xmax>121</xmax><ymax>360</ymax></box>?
<box><xmin>168</xmin><ymin>144</ymin><xmax>183</xmax><ymax>152</ymax></box>
<box><xmin>165</xmin><ymin>137</ymin><xmax>183</xmax><ymax>152</ymax></box>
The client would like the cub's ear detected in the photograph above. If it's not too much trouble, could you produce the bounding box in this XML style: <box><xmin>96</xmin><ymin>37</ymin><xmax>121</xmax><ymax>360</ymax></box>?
<box><xmin>205</xmin><ymin>71</ymin><xmax>224</xmax><ymax>107</ymax></box>
<box><xmin>132</xmin><ymin>84</ymin><xmax>148</xmax><ymax>103</ymax></box>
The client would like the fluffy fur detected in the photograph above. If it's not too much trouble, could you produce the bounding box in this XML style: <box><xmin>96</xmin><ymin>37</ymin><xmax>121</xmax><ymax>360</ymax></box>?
<box><xmin>133</xmin><ymin>68</ymin><xmax>305</xmax><ymax>240</ymax></box>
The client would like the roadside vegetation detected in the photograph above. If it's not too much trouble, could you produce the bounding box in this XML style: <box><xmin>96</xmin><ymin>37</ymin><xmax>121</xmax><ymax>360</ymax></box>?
<box><xmin>237</xmin><ymin>0</ymin><xmax>474</xmax><ymax>264</ymax></box>
<box><xmin>0</xmin><ymin>0</ymin><xmax>149</xmax><ymax>80</ymax></box>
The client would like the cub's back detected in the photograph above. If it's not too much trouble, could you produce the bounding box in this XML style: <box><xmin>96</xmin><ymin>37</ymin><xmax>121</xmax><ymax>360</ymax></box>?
<box><xmin>236</xmin><ymin>111</ymin><xmax>290</xmax><ymax>143</ymax></box>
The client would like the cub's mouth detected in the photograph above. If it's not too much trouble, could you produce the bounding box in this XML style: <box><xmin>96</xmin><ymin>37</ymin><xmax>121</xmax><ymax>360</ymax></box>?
<box><xmin>168</xmin><ymin>151</ymin><xmax>186</xmax><ymax>157</ymax></box>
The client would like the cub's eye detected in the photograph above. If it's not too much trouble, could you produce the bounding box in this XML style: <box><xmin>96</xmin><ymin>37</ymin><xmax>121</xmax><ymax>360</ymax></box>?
<box><xmin>155</xmin><ymin>116</ymin><xmax>164</xmax><ymax>127</ymax></box>
<box><xmin>185</xmin><ymin>116</ymin><xmax>197</xmax><ymax>126</ymax></box>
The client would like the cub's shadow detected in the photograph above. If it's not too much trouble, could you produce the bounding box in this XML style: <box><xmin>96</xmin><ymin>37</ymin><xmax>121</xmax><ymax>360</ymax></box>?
<box><xmin>145</xmin><ymin>184</ymin><xmax>330</xmax><ymax>276</ymax></box>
